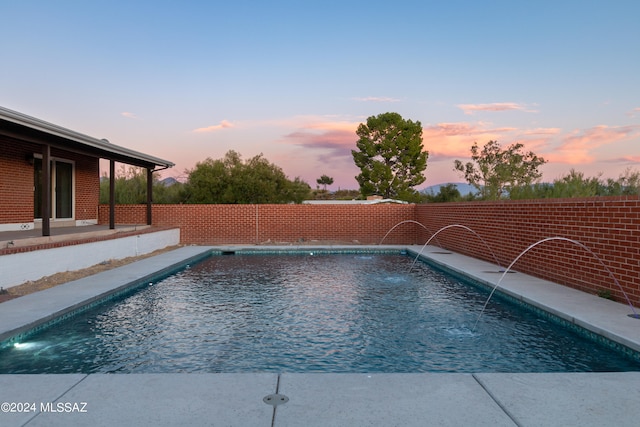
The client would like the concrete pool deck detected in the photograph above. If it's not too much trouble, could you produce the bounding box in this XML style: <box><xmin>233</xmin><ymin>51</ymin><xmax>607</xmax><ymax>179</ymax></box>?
<box><xmin>1</xmin><ymin>245</ymin><xmax>639</xmax><ymax>426</ymax></box>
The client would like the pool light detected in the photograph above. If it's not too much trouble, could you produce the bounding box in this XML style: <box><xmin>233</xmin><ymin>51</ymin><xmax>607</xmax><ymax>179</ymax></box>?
<box><xmin>14</xmin><ymin>342</ymin><xmax>35</xmax><ymax>350</ymax></box>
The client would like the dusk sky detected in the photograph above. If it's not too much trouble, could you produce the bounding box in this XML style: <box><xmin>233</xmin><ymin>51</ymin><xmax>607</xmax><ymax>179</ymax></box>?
<box><xmin>2</xmin><ymin>1</ymin><xmax>639</xmax><ymax>190</ymax></box>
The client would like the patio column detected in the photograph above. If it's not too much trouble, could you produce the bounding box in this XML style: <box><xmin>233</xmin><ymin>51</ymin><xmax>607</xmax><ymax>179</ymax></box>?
<box><xmin>41</xmin><ymin>144</ymin><xmax>51</xmax><ymax>236</ymax></box>
<box><xmin>109</xmin><ymin>160</ymin><xmax>115</xmax><ymax>229</ymax></box>
<box><xmin>146</xmin><ymin>167</ymin><xmax>153</xmax><ymax>226</ymax></box>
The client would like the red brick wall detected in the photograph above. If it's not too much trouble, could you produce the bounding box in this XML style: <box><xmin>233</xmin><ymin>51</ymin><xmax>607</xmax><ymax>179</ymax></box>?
<box><xmin>98</xmin><ymin>204</ymin><xmax>420</xmax><ymax>245</ymax></box>
<box><xmin>0</xmin><ymin>137</ymin><xmax>100</xmax><ymax>225</ymax></box>
<box><xmin>52</xmin><ymin>149</ymin><xmax>99</xmax><ymax>221</ymax></box>
<box><xmin>415</xmin><ymin>197</ymin><xmax>640</xmax><ymax>306</ymax></box>
<box><xmin>98</xmin><ymin>199</ymin><xmax>640</xmax><ymax>305</ymax></box>
<box><xmin>0</xmin><ymin>137</ymin><xmax>35</xmax><ymax>224</ymax></box>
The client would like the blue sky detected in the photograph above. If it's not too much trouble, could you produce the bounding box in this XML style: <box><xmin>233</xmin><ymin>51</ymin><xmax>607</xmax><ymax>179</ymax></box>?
<box><xmin>2</xmin><ymin>0</ymin><xmax>639</xmax><ymax>190</ymax></box>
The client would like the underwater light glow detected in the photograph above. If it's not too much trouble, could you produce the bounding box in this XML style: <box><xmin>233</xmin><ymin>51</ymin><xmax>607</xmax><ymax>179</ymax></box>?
<box><xmin>14</xmin><ymin>342</ymin><xmax>34</xmax><ymax>350</ymax></box>
<box><xmin>13</xmin><ymin>342</ymin><xmax>46</xmax><ymax>351</ymax></box>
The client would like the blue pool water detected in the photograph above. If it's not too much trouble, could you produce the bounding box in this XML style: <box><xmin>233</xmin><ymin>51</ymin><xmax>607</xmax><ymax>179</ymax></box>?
<box><xmin>1</xmin><ymin>253</ymin><xmax>638</xmax><ymax>373</ymax></box>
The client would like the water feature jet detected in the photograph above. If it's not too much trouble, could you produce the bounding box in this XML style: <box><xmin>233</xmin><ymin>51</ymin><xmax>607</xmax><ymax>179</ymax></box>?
<box><xmin>473</xmin><ymin>236</ymin><xmax>640</xmax><ymax>331</ymax></box>
<box><xmin>379</xmin><ymin>220</ymin><xmax>441</xmax><ymax>246</ymax></box>
<box><xmin>409</xmin><ymin>224</ymin><xmax>502</xmax><ymax>272</ymax></box>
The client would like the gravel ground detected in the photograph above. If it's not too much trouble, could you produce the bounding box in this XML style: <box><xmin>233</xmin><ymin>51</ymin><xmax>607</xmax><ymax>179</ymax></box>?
<box><xmin>0</xmin><ymin>245</ymin><xmax>180</xmax><ymax>303</ymax></box>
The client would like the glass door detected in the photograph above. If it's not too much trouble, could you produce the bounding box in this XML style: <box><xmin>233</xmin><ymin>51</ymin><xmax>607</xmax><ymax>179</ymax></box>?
<box><xmin>34</xmin><ymin>158</ymin><xmax>74</xmax><ymax>219</ymax></box>
<box><xmin>55</xmin><ymin>161</ymin><xmax>73</xmax><ymax>218</ymax></box>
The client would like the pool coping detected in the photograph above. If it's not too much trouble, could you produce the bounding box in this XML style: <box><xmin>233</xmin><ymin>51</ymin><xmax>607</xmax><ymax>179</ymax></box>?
<box><xmin>1</xmin><ymin>244</ymin><xmax>640</xmax><ymax>426</ymax></box>
<box><xmin>0</xmin><ymin>245</ymin><xmax>214</xmax><ymax>344</ymax></box>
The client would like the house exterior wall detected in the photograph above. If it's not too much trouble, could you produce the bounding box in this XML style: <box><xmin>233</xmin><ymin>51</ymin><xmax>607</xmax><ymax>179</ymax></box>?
<box><xmin>0</xmin><ymin>136</ymin><xmax>100</xmax><ymax>229</ymax></box>
<box><xmin>0</xmin><ymin>137</ymin><xmax>40</xmax><ymax>227</ymax></box>
<box><xmin>98</xmin><ymin>198</ymin><xmax>640</xmax><ymax>305</ymax></box>
<box><xmin>54</xmin><ymin>148</ymin><xmax>100</xmax><ymax>223</ymax></box>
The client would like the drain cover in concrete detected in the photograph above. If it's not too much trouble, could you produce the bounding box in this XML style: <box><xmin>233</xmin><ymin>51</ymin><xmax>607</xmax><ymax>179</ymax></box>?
<box><xmin>263</xmin><ymin>393</ymin><xmax>289</xmax><ymax>406</ymax></box>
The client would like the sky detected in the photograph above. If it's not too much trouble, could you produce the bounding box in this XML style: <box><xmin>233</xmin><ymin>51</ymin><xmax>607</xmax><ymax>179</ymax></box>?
<box><xmin>2</xmin><ymin>0</ymin><xmax>639</xmax><ymax>190</ymax></box>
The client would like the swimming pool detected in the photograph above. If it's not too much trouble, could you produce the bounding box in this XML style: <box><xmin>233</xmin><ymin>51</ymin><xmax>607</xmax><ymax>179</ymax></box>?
<box><xmin>1</xmin><ymin>252</ymin><xmax>638</xmax><ymax>374</ymax></box>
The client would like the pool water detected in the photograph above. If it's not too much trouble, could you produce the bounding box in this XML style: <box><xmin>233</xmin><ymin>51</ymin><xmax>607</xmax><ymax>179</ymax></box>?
<box><xmin>1</xmin><ymin>253</ymin><xmax>638</xmax><ymax>374</ymax></box>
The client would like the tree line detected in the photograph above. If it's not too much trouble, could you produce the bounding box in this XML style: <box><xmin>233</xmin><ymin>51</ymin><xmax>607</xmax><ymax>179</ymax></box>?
<box><xmin>100</xmin><ymin>151</ymin><xmax>311</xmax><ymax>204</ymax></box>
<box><xmin>431</xmin><ymin>139</ymin><xmax>639</xmax><ymax>201</ymax></box>
<box><xmin>102</xmin><ymin>111</ymin><xmax>639</xmax><ymax>204</ymax></box>
<box><xmin>426</xmin><ymin>167</ymin><xmax>640</xmax><ymax>203</ymax></box>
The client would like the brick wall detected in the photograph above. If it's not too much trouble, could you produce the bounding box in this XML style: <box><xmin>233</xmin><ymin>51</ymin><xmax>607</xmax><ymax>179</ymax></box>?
<box><xmin>98</xmin><ymin>199</ymin><xmax>640</xmax><ymax>305</ymax></box>
<box><xmin>0</xmin><ymin>137</ymin><xmax>36</xmax><ymax>224</ymax></box>
<box><xmin>415</xmin><ymin>197</ymin><xmax>640</xmax><ymax>306</ymax></box>
<box><xmin>98</xmin><ymin>204</ymin><xmax>419</xmax><ymax>245</ymax></box>
<box><xmin>0</xmin><ymin>137</ymin><xmax>100</xmax><ymax>225</ymax></box>
<box><xmin>57</xmin><ymin>149</ymin><xmax>99</xmax><ymax>221</ymax></box>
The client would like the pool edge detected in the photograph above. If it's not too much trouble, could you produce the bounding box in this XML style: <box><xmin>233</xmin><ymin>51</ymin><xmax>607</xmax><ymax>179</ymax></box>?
<box><xmin>0</xmin><ymin>246</ymin><xmax>215</xmax><ymax>346</ymax></box>
<box><xmin>1</xmin><ymin>244</ymin><xmax>639</xmax><ymax>361</ymax></box>
<box><xmin>408</xmin><ymin>245</ymin><xmax>640</xmax><ymax>356</ymax></box>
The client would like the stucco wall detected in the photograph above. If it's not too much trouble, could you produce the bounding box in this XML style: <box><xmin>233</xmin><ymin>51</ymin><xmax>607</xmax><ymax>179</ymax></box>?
<box><xmin>0</xmin><ymin>228</ymin><xmax>180</xmax><ymax>288</ymax></box>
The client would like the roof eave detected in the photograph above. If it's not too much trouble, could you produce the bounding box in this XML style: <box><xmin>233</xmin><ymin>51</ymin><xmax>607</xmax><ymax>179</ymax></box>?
<box><xmin>0</xmin><ymin>106</ymin><xmax>174</xmax><ymax>169</ymax></box>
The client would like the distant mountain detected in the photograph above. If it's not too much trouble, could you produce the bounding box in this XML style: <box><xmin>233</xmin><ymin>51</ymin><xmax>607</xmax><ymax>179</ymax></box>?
<box><xmin>159</xmin><ymin>177</ymin><xmax>179</xmax><ymax>186</ymax></box>
<box><xmin>421</xmin><ymin>182</ymin><xmax>479</xmax><ymax>196</ymax></box>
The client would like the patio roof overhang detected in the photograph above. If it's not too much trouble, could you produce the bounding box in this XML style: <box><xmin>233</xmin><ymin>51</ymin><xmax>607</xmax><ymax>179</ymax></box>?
<box><xmin>0</xmin><ymin>106</ymin><xmax>175</xmax><ymax>236</ymax></box>
<box><xmin>0</xmin><ymin>106</ymin><xmax>174</xmax><ymax>170</ymax></box>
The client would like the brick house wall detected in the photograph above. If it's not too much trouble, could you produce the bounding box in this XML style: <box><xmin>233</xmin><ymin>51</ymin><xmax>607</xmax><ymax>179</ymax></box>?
<box><xmin>0</xmin><ymin>136</ymin><xmax>34</xmax><ymax>225</ymax></box>
<box><xmin>0</xmin><ymin>136</ymin><xmax>100</xmax><ymax>227</ymax></box>
<box><xmin>98</xmin><ymin>198</ymin><xmax>640</xmax><ymax>306</ymax></box>
<box><xmin>59</xmin><ymin>149</ymin><xmax>100</xmax><ymax>222</ymax></box>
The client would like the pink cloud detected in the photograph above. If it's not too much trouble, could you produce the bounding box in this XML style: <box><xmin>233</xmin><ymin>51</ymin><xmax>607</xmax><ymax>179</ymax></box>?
<box><xmin>121</xmin><ymin>112</ymin><xmax>138</xmax><ymax>119</ymax></box>
<box><xmin>521</xmin><ymin>128</ymin><xmax>562</xmax><ymax>136</ymax></box>
<box><xmin>457</xmin><ymin>102</ymin><xmax>537</xmax><ymax>115</ymax></box>
<box><xmin>284</xmin><ymin>122</ymin><xmax>359</xmax><ymax>162</ymax></box>
<box><xmin>628</xmin><ymin>107</ymin><xmax>640</xmax><ymax>117</ymax></box>
<box><xmin>561</xmin><ymin>125</ymin><xmax>637</xmax><ymax>149</ymax></box>
<box><xmin>193</xmin><ymin>120</ymin><xmax>234</xmax><ymax>133</ymax></box>
<box><xmin>422</xmin><ymin>122</ymin><xmax>518</xmax><ymax>159</ymax></box>
<box><xmin>421</xmin><ymin>122</ymin><xmax>640</xmax><ymax>172</ymax></box>
<box><xmin>515</xmin><ymin>128</ymin><xmax>563</xmax><ymax>152</ymax></box>
<box><xmin>285</xmin><ymin>119</ymin><xmax>559</xmax><ymax>164</ymax></box>
<box><xmin>278</xmin><ymin>116</ymin><xmax>640</xmax><ymax>185</ymax></box>
<box><xmin>274</xmin><ymin>119</ymin><xmax>364</xmax><ymax>187</ymax></box>
<box><xmin>545</xmin><ymin>125</ymin><xmax>640</xmax><ymax>164</ymax></box>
